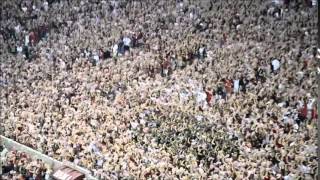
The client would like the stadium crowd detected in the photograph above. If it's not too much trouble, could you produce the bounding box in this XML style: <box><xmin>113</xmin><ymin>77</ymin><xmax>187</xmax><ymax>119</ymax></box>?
<box><xmin>0</xmin><ymin>0</ymin><xmax>318</xmax><ymax>179</ymax></box>
<box><xmin>1</xmin><ymin>146</ymin><xmax>52</xmax><ymax>180</ymax></box>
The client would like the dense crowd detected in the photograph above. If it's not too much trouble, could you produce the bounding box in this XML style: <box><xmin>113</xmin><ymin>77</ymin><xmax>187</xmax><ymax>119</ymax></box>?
<box><xmin>0</xmin><ymin>0</ymin><xmax>318</xmax><ymax>179</ymax></box>
<box><xmin>1</xmin><ymin>146</ymin><xmax>52</xmax><ymax>180</ymax></box>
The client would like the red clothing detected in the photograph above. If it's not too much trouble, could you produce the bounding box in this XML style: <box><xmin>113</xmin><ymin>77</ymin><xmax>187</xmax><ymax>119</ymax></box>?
<box><xmin>206</xmin><ymin>91</ymin><xmax>213</xmax><ymax>106</ymax></box>
<box><xmin>29</xmin><ymin>32</ymin><xmax>35</xmax><ymax>43</ymax></box>
<box><xmin>225</xmin><ymin>79</ymin><xmax>233</xmax><ymax>94</ymax></box>
<box><xmin>162</xmin><ymin>60</ymin><xmax>170</xmax><ymax>69</ymax></box>
<box><xmin>264</xmin><ymin>177</ymin><xmax>270</xmax><ymax>180</ymax></box>
<box><xmin>29</xmin><ymin>31</ymin><xmax>39</xmax><ymax>45</ymax></box>
<box><xmin>299</xmin><ymin>102</ymin><xmax>308</xmax><ymax>119</ymax></box>
<box><xmin>312</xmin><ymin>105</ymin><xmax>318</xmax><ymax>120</ymax></box>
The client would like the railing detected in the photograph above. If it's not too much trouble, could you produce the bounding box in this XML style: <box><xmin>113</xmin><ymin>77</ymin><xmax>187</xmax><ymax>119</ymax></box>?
<box><xmin>0</xmin><ymin>135</ymin><xmax>97</xmax><ymax>180</ymax></box>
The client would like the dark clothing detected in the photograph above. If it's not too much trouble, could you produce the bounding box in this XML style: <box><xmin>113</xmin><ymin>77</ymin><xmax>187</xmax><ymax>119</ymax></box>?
<box><xmin>117</xmin><ymin>41</ymin><xmax>125</xmax><ymax>54</ymax></box>
<box><xmin>23</xmin><ymin>46</ymin><xmax>30</xmax><ymax>60</ymax></box>
<box><xmin>2</xmin><ymin>164</ymin><xmax>14</xmax><ymax>174</ymax></box>
<box><xmin>239</xmin><ymin>78</ymin><xmax>248</xmax><ymax>93</ymax></box>
<box><xmin>104</xmin><ymin>50</ymin><xmax>111</xmax><ymax>59</ymax></box>
<box><xmin>124</xmin><ymin>45</ymin><xmax>130</xmax><ymax>52</ymax></box>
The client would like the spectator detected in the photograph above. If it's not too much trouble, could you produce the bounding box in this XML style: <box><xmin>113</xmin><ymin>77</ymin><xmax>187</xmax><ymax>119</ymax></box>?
<box><xmin>0</xmin><ymin>0</ymin><xmax>317</xmax><ymax>179</ymax></box>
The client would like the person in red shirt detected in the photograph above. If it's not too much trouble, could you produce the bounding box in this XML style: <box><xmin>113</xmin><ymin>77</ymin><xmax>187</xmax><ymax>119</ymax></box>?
<box><xmin>312</xmin><ymin>104</ymin><xmax>318</xmax><ymax>121</ymax></box>
<box><xmin>205</xmin><ymin>88</ymin><xmax>213</xmax><ymax>106</ymax></box>
<box><xmin>29</xmin><ymin>31</ymin><xmax>37</xmax><ymax>46</ymax></box>
<box><xmin>224</xmin><ymin>79</ymin><xmax>233</xmax><ymax>94</ymax></box>
<box><xmin>298</xmin><ymin>100</ymin><xmax>308</xmax><ymax>123</ymax></box>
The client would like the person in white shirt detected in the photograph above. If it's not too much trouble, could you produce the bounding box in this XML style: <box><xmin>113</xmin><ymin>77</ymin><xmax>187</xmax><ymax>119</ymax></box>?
<box><xmin>14</xmin><ymin>24</ymin><xmax>20</xmax><ymax>35</ymax></box>
<box><xmin>25</xmin><ymin>34</ymin><xmax>29</xmax><ymax>46</ymax></box>
<box><xmin>312</xmin><ymin>0</ymin><xmax>317</xmax><ymax>6</ymax></box>
<box><xmin>112</xmin><ymin>44</ymin><xmax>118</xmax><ymax>57</ymax></box>
<box><xmin>43</xmin><ymin>1</ymin><xmax>49</xmax><ymax>11</ymax></box>
<box><xmin>16</xmin><ymin>46</ymin><xmax>23</xmax><ymax>54</ymax></box>
<box><xmin>123</xmin><ymin>36</ymin><xmax>131</xmax><ymax>53</ymax></box>
<box><xmin>199</xmin><ymin>45</ymin><xmax>206</xmax><ymax>60</ymax></box>
<box><xmin>233</xmin><ymin>79</ymin><xmax>240</xmax><ymax>93</ymax></box>
<box><xmin>271</xmin><ymin>59</ymin><xmax>280</xmax><ymax>73</ymax></box>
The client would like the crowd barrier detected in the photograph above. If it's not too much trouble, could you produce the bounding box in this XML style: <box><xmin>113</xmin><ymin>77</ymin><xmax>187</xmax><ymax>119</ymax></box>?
<box><xmin>0</xmin><ymin>135</ymin><xmax>97</xmax><ymax>180</ymax></box>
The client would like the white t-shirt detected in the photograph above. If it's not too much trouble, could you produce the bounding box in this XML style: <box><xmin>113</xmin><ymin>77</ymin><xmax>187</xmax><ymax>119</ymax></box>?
<box><xmin>190</xmin><ymin>12</ymin><xmax>195</xmax><ymax>20</ymax></box>
<box><xmin>272</xmin><ymin>0</ymin><xmax>281</xmax><ymax>5</ymax></box>
<box><xmin>123</xmin><ymin>37</ymin><xmax>131</xmax><ymax>46</ymax></box>
<box><xmin>113</xmin><ymin>44</ymin><xmax>118</xmax><ymax>56</ymax></box>
<box><xmin>44</xmin><ymin>1</ymin><xmax>49</xmax><ymax>11</ymax></box>
<box><xmin>84</xmin><ymin>50</ymin><xmax>90</xmax><ymax>58</ymax></box>
<box><xmin>17</xmin><ymin>46</ymin><xmax>23</xmax><ymax>53</ymax></box>
<box><xmin>233</xmin><ymin>79</ymin><xmax>240</xmax><ymax>93</ymax></box>
<box><xmin>14</xmin><ymin>25</ymin><xmax>20</xmax><ymax>33</ymax></box>
<box><xmin>196</xmin><ymin>91</ymin><xmax>206</xmax><ymax>104</ymax></box>
<box><xmin>93</xmin><ymin>55</ymin><xmax>99</xmax><ymax>62</ymax></box>
<box><xmin>199</xmin><ymin>47</ymin><xmax>205</xmax><ymax>55</ymax></box>
<box><xmin>22</xmin><ymin>7</ymin><xmax>28</xmax><ymax>12</ymax></box>
<box><xmin>307</xmin><ymin>99</ymin><xmax>315</xmax><ymax>110</ymax></box>
<box><xmin>272</xmin><ymin>59</ymin><xmax>280</xmax><ymax>71</ymax></box>
<box><xmin>299</xmin><ymin>165</ymin><xmax>311</xmax><ymax>174</ymax></box>
<box><xmin>25</xmin><ymin>35</ymin><xmax>29</xmax><ymax>46</ymax></box>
